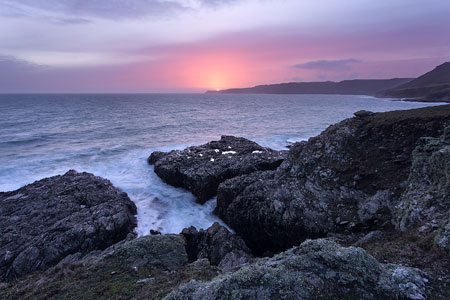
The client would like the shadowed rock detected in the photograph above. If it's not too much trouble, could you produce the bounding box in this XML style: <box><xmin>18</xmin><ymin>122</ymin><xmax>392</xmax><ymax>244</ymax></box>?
<box><xmin>0</xmin><ymin>170</ymin><xmax>137</xmax><ymax>281</ymax></box>
<box><xmin>215</xmin><ymin>105</ymin><xmax>450</xmax><ymax>255</ymax></box>
<box><xmin>114</xmin><ymin>234</ymin><xmax>188</xmax><ymax>271</ymax></box>
<box><xmin>181</xmin><ymin>223</ymin><xmax>253</xmax><ymax>272</ymax></box>
<box><xmin>148</xmin><ymin>136</ymin><xmax>286</xmax><ymax>204</ymax></box>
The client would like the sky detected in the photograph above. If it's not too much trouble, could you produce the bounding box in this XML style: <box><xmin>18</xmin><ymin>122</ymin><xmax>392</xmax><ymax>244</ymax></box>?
<box><xmin>0</xmin><ymin>0</ymin><xmax>450</xmax><ymax>93</ymax></box>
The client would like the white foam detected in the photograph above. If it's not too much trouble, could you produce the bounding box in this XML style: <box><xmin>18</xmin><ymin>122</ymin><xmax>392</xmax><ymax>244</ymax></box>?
<box><xmin>222</xmin><ymin>151</ymin><xmax>236</xmax><ymax>155</ymax></box>
<box><xmin>286</xmin><ymin>137</ymin><xmax>308</xmax><ymax>144</ymax></box>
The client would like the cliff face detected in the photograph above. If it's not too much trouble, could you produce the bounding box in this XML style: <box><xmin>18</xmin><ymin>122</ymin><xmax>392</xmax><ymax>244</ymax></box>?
<box><xmin>215</xmin><ymin>105</ymin><xmax>450</xmax><ymax>255</ymax></box>
<box><xmin>382</xmin><ymin>62</ymin><xmax>450</xmax><ymax>101</ymax></box>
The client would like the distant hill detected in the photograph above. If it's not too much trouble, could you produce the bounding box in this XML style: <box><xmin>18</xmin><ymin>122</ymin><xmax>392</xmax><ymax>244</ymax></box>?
<box><xmin>381</xmin><ymin>62</ymin><xmax>450</xmax><ymax>102</ymax></box>
<box><xmin>207</xmin><ymin>78</ymin><xmax>413</xmax><ymax>96</ymax></box>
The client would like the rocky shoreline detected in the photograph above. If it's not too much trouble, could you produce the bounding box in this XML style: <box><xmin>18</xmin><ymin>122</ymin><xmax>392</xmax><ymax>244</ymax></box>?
<box><xmin>2</xmin><ymin>105</ymin><xmax>450</xmax><ymax>299</ymax></box>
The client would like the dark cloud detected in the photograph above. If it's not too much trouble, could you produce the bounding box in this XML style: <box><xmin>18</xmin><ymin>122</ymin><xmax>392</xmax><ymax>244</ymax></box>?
<box><xmin>292</xmin><ymin>59</ymin><xmax>361</xmax><ymax>71</ymax></box>
<box><xmin>0</xmin><ymin>55</ymin><xmax>49</xmax><ymax>92</ymax></box>
<box><xmin>0</xmin><ymin>55</ymin><xmax>43</xmax><ymax>73</ymax></box>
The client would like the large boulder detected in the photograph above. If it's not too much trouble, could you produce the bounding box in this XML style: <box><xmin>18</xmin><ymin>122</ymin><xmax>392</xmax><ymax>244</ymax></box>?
<box><xmin>181</xmin><ymin>223</ymin><xmax>254</xmax><ymax>272</ymax></box>
<box><xmin>215</xmin><ymin>105</ymin><xmax>450</xmax><ymax>255</ymax></box>
<box><xmin>164</xmin><ymin>239</ymin><xmax>428</xmax><ymax>300</ymax></box>
<box><xmin>148</xmin><ymin>136</ymin><xmax>286</xmax><ymax>203</ymax></box>
<box><xmin>0</xmin><ymin>170</ymin><xmax>137</xmax><ymax>281</ymax></box>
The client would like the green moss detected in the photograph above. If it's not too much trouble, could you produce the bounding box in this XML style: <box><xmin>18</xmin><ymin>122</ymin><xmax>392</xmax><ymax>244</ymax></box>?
<box><xmin>2</xmin><ymin>237</ymin><xmax>217</xmax><ymax>300</ymax></box>
<box><xmin>114</xmin><ymin>234</ymin><xmax>188</xmax><ymax>270</ymax></box>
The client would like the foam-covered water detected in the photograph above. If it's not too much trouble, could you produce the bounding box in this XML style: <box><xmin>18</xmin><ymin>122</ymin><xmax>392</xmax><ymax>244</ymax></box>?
<box><xmin>0</xmin><ymin>93</ymin><xmax>443</xmax><ymax>235</ymax></box>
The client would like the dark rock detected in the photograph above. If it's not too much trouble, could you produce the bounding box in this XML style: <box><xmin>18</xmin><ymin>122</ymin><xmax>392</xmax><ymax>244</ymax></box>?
<box><xmin>150</xmin><ymin>136</ymin><xmax>286</xmax><ymax>203</ymax></box>
<box><xmin>394</xmin><ymin>127</ymin><xmax>450</xmax><ymax>255</ymax></box>
<box><xmin>436</xmin><ymin>218</ymin><xmax>450</xmax><ymax>256</ymax></box>
<box><xmin>216</xmin><ymin>105</ymin><xmax>450</xmax><ymax>255</ymax></box>
<box><xmin>114</xmin><ymin>234</ymin><xmax>188</xmax><ymax>270</ymax></box>
<box><xmin>164</xmin><ymin>239</ymin><xmax>428</xmax><ymax>300</ymax></box>
<box><xmin>150</xmin><ymin>229</ymin><xmax>162</xmax><ymax>235</ymax></box>
<box><xmin>397</xmin><ymin>132</ymin><xmax>450</xmax><ymax>232</ymax></box>
<box><xmin>181</xmin><ymin>223</ymin><xmax>254</xmax><ymax>272</ymax></box>
<box><xmin>0</xmin><ymin>170</ymin><xmax>137</xmax><ymax>281</ymax></box>
<box><xmin>2</xmin><ymin>233</ymin><xmax>219</xmax><ymax>300</ymax></box>
<box><xmin>148</xmin><ymin>151</ymin><xmax>168</xmax><ymax>164</ymax></box>
<box><xmin>354</xmin><ymin>110</ymin><xmax>375</xmax><ymax>117</ymax></box>
<box><xmin>353</xmin><ymin>230</ymin><xmax>385</xmax><ymax>247</ymax></box>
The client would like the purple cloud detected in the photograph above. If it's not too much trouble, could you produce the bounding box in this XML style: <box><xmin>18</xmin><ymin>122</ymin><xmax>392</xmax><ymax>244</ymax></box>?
<box><xmin>1</xmin><ymin>0</ymin><xmax>242</xmax><ymax>20</ymax></box>
<box><xmin>293</xmin><ymin>59</ymin><xmax>361</xmax><ymax>71</ymax></box>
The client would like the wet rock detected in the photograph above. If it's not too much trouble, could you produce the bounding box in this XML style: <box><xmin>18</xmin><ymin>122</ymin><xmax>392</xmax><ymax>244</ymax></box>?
<box><xmin>181</xmin><ymin>223</ymin><xmax>253</xmax><ymax>272</ymax></box>
<box><xmin>215</xmin><ymin>105</ymin><xmax>450</xmax><ymax>255</ymax></box>
<box><xmin>0</xmin><ymin>170</ymin><xmax>137</xmax><ymax>281</ymax></box>
<box><xmin>354</xmin><ymin>110</ymin><xmax>375</xmax><ymax>117</ymax></box>
<box><xmin>149</xmin><ymin>136</ymin><xmax>286</xmax><ymax>203</ymax></box>
<box><xmin>148</xmin><ymin>151</ymin><xmax>168</xmax><ymax>164</ymax></box>
<box><xmin>164</xmin><ymin>239</ymin><xmax>428</xmax><ymax>300</ymax></box>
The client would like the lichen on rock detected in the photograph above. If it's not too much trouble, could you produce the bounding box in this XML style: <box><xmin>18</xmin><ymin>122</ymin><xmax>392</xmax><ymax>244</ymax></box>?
<box><xmin>164</xmin><ymin>239</ymin><xmax>428</xmax><ymax>300</ymax></box>
<box><xmin>114</xmin><ymin>234</ymin><xmax>189</xmax><ymax>270</ymax></box>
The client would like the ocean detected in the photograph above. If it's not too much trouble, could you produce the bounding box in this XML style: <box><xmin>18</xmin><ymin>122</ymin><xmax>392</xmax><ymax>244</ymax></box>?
<box><xmin>0</xmin><ymin>93</ymin><xmax>443</xmax><ymax>236</ymax></box>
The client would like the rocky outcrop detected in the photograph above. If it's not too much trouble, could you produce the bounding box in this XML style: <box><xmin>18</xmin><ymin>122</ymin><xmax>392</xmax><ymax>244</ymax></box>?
<box><xmin>2</xmin><ymin>234</ymin><xmax>219</xmax><ymax>300</ymax></box>
<box><xmin>397</xmin><ymin>128</ymin><xmax>450</xmax><ymax>231</ymax></box>
<box><xmin>114</xmin><ymin>234</ymin><xmax>188</xmax><ymax>271</ymax></box>
<box><xmin>215</xmin><ymin>105</ymin><xmax>450</xmax><ymax>255</ymax></box>
<box><xmin>181</xmin><ymin>223</ymin><xmax>254</xmax><ymax>272</ymax></box>
<box><xmin>164</xmin><ymin>239</ymin><xmax>429</xmax><ymax>300</ymax></box>
<box><xmin>394</xmin><ymin>126</ymin><xmax>450</xmax><ymax>257</ymax></box>
<box><xmin>0</xmin><ymin>170</ymin><xmax>137</xmax><ymax>281</ymax></box>
<box><xmin>148</xmin><ymin>136</ymin><xmax>286</xmax><ymax>203</ymax></box>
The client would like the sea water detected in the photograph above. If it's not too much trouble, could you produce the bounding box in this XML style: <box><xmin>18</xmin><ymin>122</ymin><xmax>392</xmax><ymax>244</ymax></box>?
<box><xmin>0</xmin><ymin>93</ymin><xmax>443</xmax><ymax>235</ymax></box>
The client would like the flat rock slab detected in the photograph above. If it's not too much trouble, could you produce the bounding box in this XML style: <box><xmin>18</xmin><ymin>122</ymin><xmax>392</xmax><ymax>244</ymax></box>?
<box><xmin>148</xmin><ymin>136</ymin><xmax>286</xmax><ymax>203</ymax></box>
<box><xmin>0</xmin><ymin>170</ymin><xmax>137</xmax><ymax>281</ymax></box>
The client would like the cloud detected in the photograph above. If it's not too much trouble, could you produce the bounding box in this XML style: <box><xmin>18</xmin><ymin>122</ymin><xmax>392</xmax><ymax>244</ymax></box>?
<box><xmin>0</xmin><ymin>0</ymin><xmax>243</xmax><ymax>20</ymax></box>
<box><xmin>292</xmin><ymin>59</ymin><xmax>361</xmax><ymax>71</ymax></box>
<box><xmin>0</xmin><ymin>55</ymin><xmax>43</xmax><ymax>72</ymax></box>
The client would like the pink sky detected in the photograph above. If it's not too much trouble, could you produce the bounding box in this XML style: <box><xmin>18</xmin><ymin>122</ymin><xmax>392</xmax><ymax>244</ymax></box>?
<box><xmin>0</xmin><ymin>0</ymin><xmax>449</xmax><ymax>92</ymax></box>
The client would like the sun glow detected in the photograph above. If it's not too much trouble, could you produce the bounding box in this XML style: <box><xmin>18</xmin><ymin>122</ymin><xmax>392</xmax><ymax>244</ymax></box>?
<box><xmin>178</xmin><ymin>53</ymin><xmax>249</xmax><ymax>91</ymax></box>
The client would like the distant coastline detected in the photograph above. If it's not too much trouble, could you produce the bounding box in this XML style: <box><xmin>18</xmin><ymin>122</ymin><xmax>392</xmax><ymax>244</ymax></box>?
<box><xmin>206</xmin><ymin>78</ymin><xmax>413</xmax><ymax>96</ymax></box>
<box><xmin>207</xmin><ymin>62</ymin><xmax>450</xmax><ymax>103</ymax></box>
